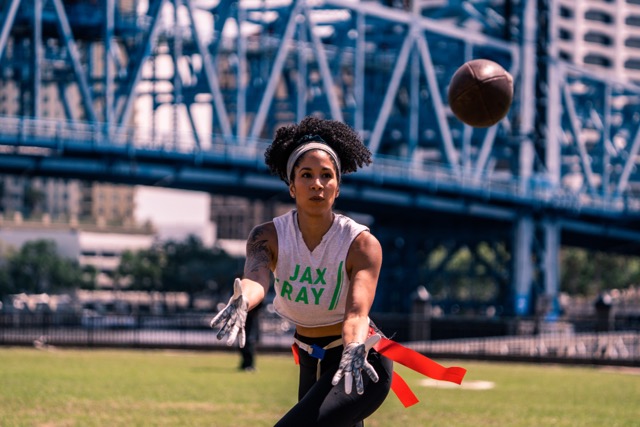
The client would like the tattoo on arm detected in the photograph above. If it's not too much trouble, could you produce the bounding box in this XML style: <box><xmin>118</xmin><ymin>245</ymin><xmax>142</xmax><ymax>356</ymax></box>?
<box><xmin>246</xmin><ymin>227</ymin><xmax>271</xmax><ymax>273</ymax></box>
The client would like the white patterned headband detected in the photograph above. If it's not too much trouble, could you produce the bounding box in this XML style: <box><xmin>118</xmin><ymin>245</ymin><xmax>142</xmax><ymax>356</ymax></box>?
<box><xmin>285</xmin><ymin>135</ymin><xmax>342</xmax><ymax>184</ymax></box>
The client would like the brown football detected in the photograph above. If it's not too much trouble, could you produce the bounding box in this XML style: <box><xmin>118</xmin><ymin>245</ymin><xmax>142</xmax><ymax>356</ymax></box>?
<box><xmin>448</xmin><ymin>59</ymin><xmax>514</xmax><ymax>128</ymax></box>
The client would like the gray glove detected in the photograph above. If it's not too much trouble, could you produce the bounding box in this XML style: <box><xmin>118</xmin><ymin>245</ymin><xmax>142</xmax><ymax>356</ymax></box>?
<box><xmin>331</xmin><ymin>334</ymin><xmax>381</xmax><ymax>394</ymax></box>
<box><xmin>210</xmin><ymin>278</ymin><xmax>249</xmax><ymax>348</ymax></box>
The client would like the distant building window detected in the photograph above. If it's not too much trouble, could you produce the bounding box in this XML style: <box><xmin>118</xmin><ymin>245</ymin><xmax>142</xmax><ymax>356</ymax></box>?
<box><xmin>559</xmin><ymin>29</ymin><xmax>573</xmax><ymax>41</ymax></box>
<box><xmin>215</xmin><ymin>212</ymin><xmax>247</xmax><ymax>239</ymax></box>
<box><xmin>585</xmin><ymin>10</ymin><xmax>613</xmax><ymax>24</ymax></box>
<box><xmin>559</xmin><ymin>51</ymin><xmax>573</xmax><ymax>62</ymax></box>
<box><xmin>584</xmin><ymin>54</ymin><xmax>612</xmax><ymax>67</ymax></box>
<box><xmin>559</xmin><ymin>6</ymin><xmax>573</xmax><ymax>18</ymax></box>
<box><xmin>624</xmin><ymin>58</ymin><xmax>640</xmax><ymax>70</ymax></box>
<box><xmin>626</xmin><ymin>37</ymin><xmax>640</xmax><ymax>48</ymax></box>
<box><xmin>627</xmin><ymin>15</ymin><xmax>640</xmax><ymax>27</ymax></box>
<box><xmin>584</xmin><ymin>32</ymin><xmax>612</xmax><ymax>45</ymax></box>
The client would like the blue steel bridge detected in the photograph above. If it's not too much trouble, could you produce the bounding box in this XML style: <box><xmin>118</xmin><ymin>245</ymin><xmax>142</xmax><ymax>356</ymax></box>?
<box><xmin>1</xmin><ymin>0</ymin><xmax>640</xmax><ymax>316</ymax></box>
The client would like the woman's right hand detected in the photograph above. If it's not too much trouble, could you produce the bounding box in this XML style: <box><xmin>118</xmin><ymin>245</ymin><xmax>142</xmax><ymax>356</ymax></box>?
<box><xmin>210</xmin><ymin>278</ymin><xmax>249</xmax><ymax>348</ymax></box>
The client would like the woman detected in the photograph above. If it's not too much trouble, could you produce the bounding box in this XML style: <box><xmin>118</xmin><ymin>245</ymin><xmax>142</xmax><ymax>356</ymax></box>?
<box><xmin>211</xmin><ymin>116</ymin><xmax>392</xmax><ymax>426</ymax></box>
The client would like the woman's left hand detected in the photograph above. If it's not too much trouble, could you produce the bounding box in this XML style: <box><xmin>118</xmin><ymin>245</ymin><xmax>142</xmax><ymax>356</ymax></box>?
<box><xmin>332</xmin><ymin>334</ymin><xmax>381</xmax><ymax>394</ymax></box>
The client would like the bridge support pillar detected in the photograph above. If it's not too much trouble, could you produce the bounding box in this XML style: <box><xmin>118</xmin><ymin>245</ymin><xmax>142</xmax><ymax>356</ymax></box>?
<box><xmin>513</xmin><ymin>216</ymin><xmax>534</xmax><ymax>315</ymax></box>
<box><xmin>513</xmin><ymin>216</ymin><xmax>561</xmax><ymax>317</ymax></box>
<box><xmin>542</xmin><ymin>220</ymin><xmax>561</xmax><ymax>318</ymax></box>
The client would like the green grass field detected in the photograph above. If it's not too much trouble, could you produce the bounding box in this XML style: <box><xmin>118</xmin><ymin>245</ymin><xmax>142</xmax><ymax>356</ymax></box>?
<box><xmin>1</xmin><ymin>347</ymin><xmax>638</xmax><ymax>427</ymax></box>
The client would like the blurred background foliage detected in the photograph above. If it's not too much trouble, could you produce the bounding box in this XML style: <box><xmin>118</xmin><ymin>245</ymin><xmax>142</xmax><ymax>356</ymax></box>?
<box><xmin>1</xmin><ymin>237</ymin><xmax>639</xmax><ymax>301</ymax></box>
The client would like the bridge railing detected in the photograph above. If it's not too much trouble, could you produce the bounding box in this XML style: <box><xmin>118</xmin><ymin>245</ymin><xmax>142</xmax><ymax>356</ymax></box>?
<box><xmin>1</xmin><ymin>115</ymin><xmax>639</xmax><ymax>214</ymax></box>
<box><xmin>366</xmin><ymin>155</ymin><xmax>640</xmax><ymax>214</ymax></box>
<box><xmin>0</xmin><ymin>115</ymin><xmax>269</xmax><ymax>160</ymax></box>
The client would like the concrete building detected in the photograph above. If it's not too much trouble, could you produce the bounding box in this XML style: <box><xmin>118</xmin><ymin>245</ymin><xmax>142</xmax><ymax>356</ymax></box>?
<box><xmin>556</xmin><ymin>0</ymin><xmax>640</xmax><ymax>81</ymax></box>
<box><xmin>0</xmin><ymin>176</ymin><xmax>137</xmax><ymax>227</ymax></box>
<box><xmin>209</xmin><ymin>196</ymin><xmax>292</xmax><ymax>257</ymax></box>
<box><xmin>79</xmin><ymin>182</ymin><xmax>137</xmax><ymax>227</ymax></box>
<box><xmin>0</xmin><ymin>176</ymin><xmax>81</xmax><ymax>220</ymax></box>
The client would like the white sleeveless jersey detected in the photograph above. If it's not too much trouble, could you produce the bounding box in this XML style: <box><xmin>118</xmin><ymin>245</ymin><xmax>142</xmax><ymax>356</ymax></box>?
<box><xmin>272</xmin><ymin>210</ymin><xmax>369</xmax><ymax>327</ymax></box>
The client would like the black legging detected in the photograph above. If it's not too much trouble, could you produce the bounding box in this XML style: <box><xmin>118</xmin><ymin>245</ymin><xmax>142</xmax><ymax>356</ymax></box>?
<box><xmin>275</xmin><ymin>334</ymin><xmax>393</xmax><ymax>427</ymax></box>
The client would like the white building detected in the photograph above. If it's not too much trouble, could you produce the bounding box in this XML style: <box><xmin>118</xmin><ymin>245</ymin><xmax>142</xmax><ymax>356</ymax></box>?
<box><xmin>556</xmin><ymin>0</ymin><xmax>640</xmax><ymax>81</ymax></box>
<box><xmin>0</xmin><ymin>215</ymin><xmax>155</xmax><ymax>288</ymax></box>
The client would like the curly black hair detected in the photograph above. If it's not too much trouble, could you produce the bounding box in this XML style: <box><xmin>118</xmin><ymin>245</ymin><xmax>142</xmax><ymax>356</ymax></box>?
<box><xmin>264</xmin><ymin>116</ymin><xmax>372</xmax><ymax>184</ymax></box>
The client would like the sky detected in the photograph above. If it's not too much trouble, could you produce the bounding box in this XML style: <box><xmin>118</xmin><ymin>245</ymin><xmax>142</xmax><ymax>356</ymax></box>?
<box><xmin>135</xmin><ymin>186</ymin><xmax>209</xmax><ymax>225</ymax></box>
<box><xmin>135</xmin><ymin>186</ymin><xmax>213</xmax><ymax>245</ymax></box>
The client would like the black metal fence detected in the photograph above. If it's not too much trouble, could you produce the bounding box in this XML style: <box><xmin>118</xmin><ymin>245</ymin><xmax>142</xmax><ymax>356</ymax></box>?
<box><xmin>1</xmin><ymin>311</ymin><xmax>639</xmax><ymax>366</ymax></box>
<box><xmin>0</xmin><ymin>311</ymin><xmax>295</xmax><ymax>351</ymax></box>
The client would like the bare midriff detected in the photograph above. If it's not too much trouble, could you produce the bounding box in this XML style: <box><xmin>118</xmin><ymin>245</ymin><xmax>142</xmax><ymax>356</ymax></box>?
<box><xmin>296</xmin><ymin>322</ymin><xmax>343</xmax><ymax>338</ymax></box>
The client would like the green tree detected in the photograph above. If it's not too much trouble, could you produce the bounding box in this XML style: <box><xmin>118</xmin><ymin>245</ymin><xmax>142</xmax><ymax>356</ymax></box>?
<box><xmin>422</xmin><ymin>242</ymin><xmax>507</xmax><ymax>307</ymax></box>
<box><xmin>161</xmin><ymin>235</ymin><xmax>238</xmax><ymax>308</ymax></box>
<box><xmin>0</xmin><ymin>268</ymin><xmax>12</xmax><ymax>297</ymax></box>
<box><xmin>0</xmin><ymin>240</ymin><xmax>13</xmax><ymax>295</ymax></box>
<box><xmin>115</xmin><ymin>247</ymin><xmax>165</xmax><ymax>292</ymax></box>
<box><xmin>1</xmin><ymin>240</ymin><xmax>94</xmax><ymax>296</ymax></box>
<box><xmin>79</xmin><ymin>265</ymin><xmax>98</xmax><ymax>290</ymax></box>
<box><xmin>113</xmin><ymin>235</ymin><xmax>239</xmax><ymax>309</ymax></box>
<box><xmin>561</xmin><ymin>247</ymin><xmax>640</xmax><ymax>296</ymax></box>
